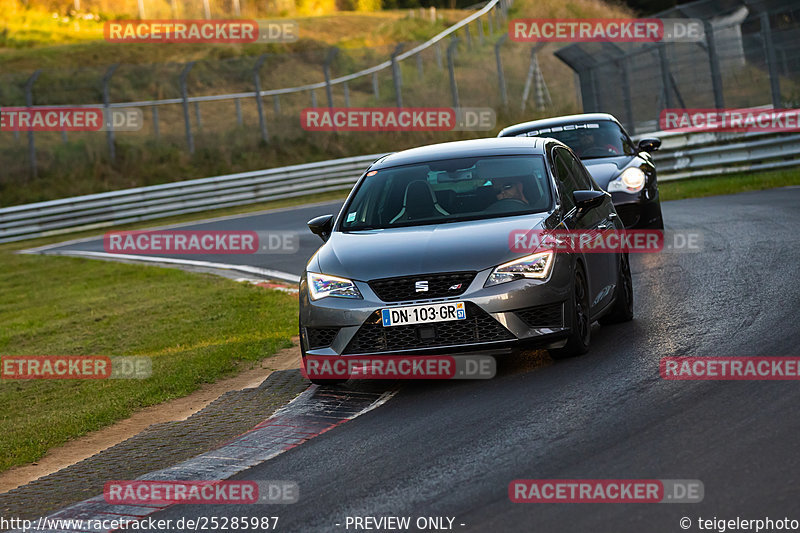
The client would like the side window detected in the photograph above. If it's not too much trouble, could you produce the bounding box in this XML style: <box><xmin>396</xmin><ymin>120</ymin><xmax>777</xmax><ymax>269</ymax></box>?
<box><xmin>562</xmin><ymin>149</ymin><xmax>595</xmax><ymax>190</ymax></box>
<box><xmin>553</xmin><ymin>147</ymin><xmax>579</xmax><ymax>211</ymax></box>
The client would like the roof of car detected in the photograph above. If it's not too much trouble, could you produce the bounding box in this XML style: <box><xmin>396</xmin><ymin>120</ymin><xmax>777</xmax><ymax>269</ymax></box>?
<box><xmin>497</xmin><ymin>113</ymin><xmax>621</xmax><ymax>137</ymax></box>
<box><xmin>371</xmin><ymin>137</ymin><xmax>549</xmax><ymax>169</ymax></box>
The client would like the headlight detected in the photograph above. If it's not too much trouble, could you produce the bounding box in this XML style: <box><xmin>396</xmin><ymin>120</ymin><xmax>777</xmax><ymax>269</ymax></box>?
<box><xmin>307</xmin><ymin>272</ymin><xmax>362</xmax><ymax>300</ymax></box>
<box><xmin>485</xmin><ymin>251</ymin><xmax>554</xmax><ymax>287</ymax></box>
<box><xmin>608</xmin><ymin>167</ymin><xmax>645</xmax><ymax>193</ymax></box>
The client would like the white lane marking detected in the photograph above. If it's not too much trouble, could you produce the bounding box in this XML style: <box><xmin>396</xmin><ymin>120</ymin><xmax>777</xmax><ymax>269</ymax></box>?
<box><xmin>41</xmin><ymin>249</ymin><xmax>300</xmax><ymax>283</ymax></box>
<box><xmin>19</xmin><ymin>198</ymin><xmax>343</xmax><ymax>254</ymax></box>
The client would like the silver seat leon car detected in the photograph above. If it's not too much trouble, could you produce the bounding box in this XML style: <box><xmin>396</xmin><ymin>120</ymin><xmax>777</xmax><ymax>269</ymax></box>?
<box><xmin>300</xmin><ymin>137</ymin><xmax>633</xmax><ymax>384</ymax></box>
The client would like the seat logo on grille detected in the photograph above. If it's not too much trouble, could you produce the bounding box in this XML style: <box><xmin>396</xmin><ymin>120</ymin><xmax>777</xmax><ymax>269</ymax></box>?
<box><xmin>415</xmin><ymin>281</ymin><xmax>429</xmax><ymax>292</ymax></box>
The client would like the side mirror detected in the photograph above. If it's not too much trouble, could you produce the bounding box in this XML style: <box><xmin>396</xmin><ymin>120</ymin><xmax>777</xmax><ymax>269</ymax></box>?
<box><xmin>572</xmin><ymin>190</ymin><xmax>607</xmax><ymax>217</ymax></box>
<box><xmin>637</xmin><ymin>137</ymin><xmax>661</xmax><ymax>153</ymax></box>
<box><xmin>307</xmin><ymin>214</ymin><xmax>334</xmax><ymax>242</ymax></box>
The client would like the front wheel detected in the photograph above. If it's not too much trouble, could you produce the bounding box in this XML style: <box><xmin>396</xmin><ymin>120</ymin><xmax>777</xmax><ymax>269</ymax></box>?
<box><xmin>550</xmin><ymin>265</ymin><xmax>591</xmax><ymax>359</ymax></box>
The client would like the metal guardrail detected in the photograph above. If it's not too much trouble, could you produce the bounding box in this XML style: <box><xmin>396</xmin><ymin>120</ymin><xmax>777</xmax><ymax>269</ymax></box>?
<box><xmin>0</xmin><ymin>153</ymin><xmax>386</xmax><ymax>243</ymax></box>
<box><xmin>2</xmin><ymin>130</ymin><xmax>799</xmax><ymax>243</ymax></box>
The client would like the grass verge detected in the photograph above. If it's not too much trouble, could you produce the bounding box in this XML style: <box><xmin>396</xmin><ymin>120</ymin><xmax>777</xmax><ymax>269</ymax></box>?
<box><xmin>0</xmin><ymin>249</ymin><xmax>299</xmax><ymax>473</ymax></box>
<box><xmin>658</xmin><ymin>168</ymin><xmax>800</xmax><ymax>201</ymax></box>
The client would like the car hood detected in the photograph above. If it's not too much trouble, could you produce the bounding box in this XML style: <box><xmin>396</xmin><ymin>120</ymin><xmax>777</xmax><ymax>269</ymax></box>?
<box><xmin>312</xmin><ymin>213</ymin><xmax>552</xmax><ymax>281</ymax></box>
<box><xmin>582</xmin><ymin>155</ymin><xmax>634</xmax><ymax>188</ymax></box>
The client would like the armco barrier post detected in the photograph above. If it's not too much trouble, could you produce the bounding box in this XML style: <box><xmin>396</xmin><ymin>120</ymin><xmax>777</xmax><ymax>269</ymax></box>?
<box><xmin>344</xmin><ymin>81</ymin><xmax>350</xmax><ymax>107</ymax></box>
<box><xmin>372</xmin><ymin>72</ymin><xmax>380</xmax><ymax>101</ymax></box>
<box><xmin>253</xmin><ymin>54</ymin><xmax>269</xmax><ymax>142</ymax></box>
<box><xmin>495</xmin><ymin>34</ymin><xmax>508</xmax><ymax>108</ymax></box>
<box><xmin>24</xmin><ymin>69</ymin><xmax>41</xmax><ymax>179</ymax></box>
<box><xmin>102</xmin><ymin>64</ymin><xmax>119</xmax><ymax>162</ymax></box>
<box><xmin>447</xmin><ymin>38</ymin><xmax>460</xmax><ymax>108</ymax></box>
<box><xmin>392</xmin><ymin>44</ymin><xmax>404</xmax><ymax>108</ymax></box>
<box><xmin>179</xmin><ymin>61</ymin><xmax>195</xmax><ymax>154</ymax></box>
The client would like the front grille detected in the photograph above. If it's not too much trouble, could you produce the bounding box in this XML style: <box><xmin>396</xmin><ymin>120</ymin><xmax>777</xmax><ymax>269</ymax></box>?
<box><xmin>305</xmin><ymin>327</ymin><xmax>340</xmax><ymax>349</ymax></box>
<box><xmin>343</xmin><ymin>302</ymin><xmax>514</xmax><ymax>354</ymax></box>
<box><xmin>614</xmin><ymin>204</ymin><xmax>641</xmax><ymax>228</ymax></box>
<box><xmin>515</xmin><ymin>303</ymin><xmax>564</xmax><ymax>328</ymax></box>
<box><xmin>368</xmin><ymin>272</ymin><xmax>476</xmax><ymax>302</ymax></box>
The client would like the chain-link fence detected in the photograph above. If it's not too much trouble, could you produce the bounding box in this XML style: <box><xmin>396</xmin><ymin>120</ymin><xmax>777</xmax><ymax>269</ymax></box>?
<box><xmin>555</xmin><ymin>0</ymin><xmax>800</xmax><ymax>135</ymax></box>
<box><xmin>0</xmin><ymin>0</ymin><xmax>593</xmax><ymax>201</ymax></box>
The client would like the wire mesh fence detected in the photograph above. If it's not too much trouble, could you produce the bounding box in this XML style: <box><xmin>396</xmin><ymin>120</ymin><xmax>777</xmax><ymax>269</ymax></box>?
<box><xmin>554</xmin><ymin>0</ymin><xmax>800</xmax><ymax>135</ymax></box>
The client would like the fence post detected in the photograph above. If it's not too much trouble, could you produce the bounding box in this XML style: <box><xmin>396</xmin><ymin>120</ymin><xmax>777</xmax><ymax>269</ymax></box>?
<box><xmin>616</xmin><ymin>59</ymin><xmax>635</xmax><ymax>134</ymax></box>
<box><xmin>343</xmin><ymin>82</ymin><xmax>350</xmax><ymax>107</ymax></box>
<box><xmin>323</xmin><ymin>47</ymin><xmax>338</xmax><ymax>109</ymax></box>
<box><xmin>487</xmin><ymin>9</ymin><xmax>495</xmax><ymax>36</ymax></box>
<box><xmin>203</xmin><ymin>0</ymin><xmax>211</xmax><ymax>19</ymax></box>
<box><xmin>152</xmin><ymin>106</ymin><xmax>160</xmax><ymax>139</ymax></box>
<box><xmin>447</xmin><ymin>39</ymin><xmax>460</xmax><ymax>108</ymax></box>
<box><xmin>416</xmin><ymin>53</ymin><xmax>424</xmax><ymax>79</ymax></box>
<box><xmin>24</xmin><ymin>69</ymin><xmax>41</xmax><ymax>179</ymax></box>
<box><xmin>179</xmin><ymin>61</ymin><xmax>195</xmax><ymax>154</ymax></box>
<box><xmin>310</xmin><ymin>90</ymin><xmax>317</xmax><ymax>107</ymax></box>
<box><xmin>235</xmin><ymin>98</ymin><xmax>243</xmax><ymax>126</ymax></box>
<box><xmin>657</xmin><ymin>43</ymin><xmax>673</xmax><ymax>111</ymax></box>
<box><xmin>194</xmin><ymin>101</ymin><xmax>202</xmax><ymax>131</ymax></box>
<box><xmin>703</xmin><ymin>21</ymin><xmax>724</xmax><ymax>109</ymax></box>
<box><xmin>436</xmin><ymin>41</ymin><xmax>443</xmax><ymax>70</ymax></box>
<box><xmin>465</xmin><ymin>23</ymin><xmax>472</xmax><ymax>50</ymax></box>
<box><xmin>372</xmin><ymin>72</ymin><xmax>380</xmax><ymax>101</ymax></box>
<box><xmin>273</xmin><ymin>95</ymin><xmax>281</xmax><ymax>116</ymax></box>
<box><xmin>494</xmin><ymin>34</ymin><xmax>508</xmax><ymax>108</ymax></box>
<box><xmin>102</xmin><ymin>64</ymin><xmax>119</xmax><ymax>162</ymax></box>
<box><xmin>392</xmin><ymin>44</ymin><xmax>404</xmax><ymax>108</ymax></box>
<box><xmin>253</xmin><ymin>54</ymin><xmax>269</xmax><ymax>142</ymax></box>
<box><xmin>137</xmin><ymin>0</ymin><xmax>145</xmax><ymax>19</ymax></box>
<box><xmin>477</xmin><ymin>17</ymin><xmax>485</xmax><ymax>45</ymax></box>
<box><xmin>760</xmin><ymin>12</ymin><xmax>782</xmax><ymax>109</ymax></box>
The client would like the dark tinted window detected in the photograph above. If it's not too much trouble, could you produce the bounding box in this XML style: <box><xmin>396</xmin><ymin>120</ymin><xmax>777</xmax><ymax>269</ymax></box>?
<box><xmin>553</xmin><ymin>148</ymin><xmax>580</xmax><ymax>211</ymax></box>
<box><xmin>341</xmin><ymin>156</ymin><xmax>551</xmax><ymax>230</ymax></box>
<box><xmin>512</xmin><ymin>121</ymin><xmax>635</xmax><ymax>159</ymax></box>
<box><xmin>561</xmin><ymin>149</ymin><xmax>595</xmax><ymax>190</ymax></box>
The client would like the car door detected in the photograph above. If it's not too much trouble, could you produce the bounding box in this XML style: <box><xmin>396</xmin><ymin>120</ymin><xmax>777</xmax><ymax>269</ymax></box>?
<box><xmin>553</xmin><ymin>146</ymin><xmax>617</xmax><ymax>315</ymax></box>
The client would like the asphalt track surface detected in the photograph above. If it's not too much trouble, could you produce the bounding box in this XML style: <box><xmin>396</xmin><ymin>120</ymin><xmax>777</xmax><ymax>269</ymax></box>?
<box><xmin>40</xmin><ymin>187</ymin><xmax>800</xmax><ymax>532</ymax></box>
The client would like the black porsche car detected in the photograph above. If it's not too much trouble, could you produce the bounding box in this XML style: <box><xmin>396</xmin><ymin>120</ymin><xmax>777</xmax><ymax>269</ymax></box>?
<box><xmin>498</xmin><ymin>113</ymin><xmax>664</xmax><ymax>229</ymax></box>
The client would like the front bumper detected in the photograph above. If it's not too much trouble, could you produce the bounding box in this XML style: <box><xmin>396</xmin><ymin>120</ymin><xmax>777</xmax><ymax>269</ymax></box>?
<box><xmin>300</xmin><ymin>261</ymin><xmax>573</xmax><ymax>357</ymax></box>
<box><xmin>610</xmin><ymin>187</ymin><xmax>662</xmax><ymax>229</ymax></box>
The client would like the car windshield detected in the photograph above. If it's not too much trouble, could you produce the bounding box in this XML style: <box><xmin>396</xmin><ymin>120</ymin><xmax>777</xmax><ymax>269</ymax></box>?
<box><xmin>514</xmin><ymin>121</ymin><xmax>635</xmax><ymax>159</ymax></box>
<box><xmin>340</xmin><ymin>155</ymin><xmax>551</xmax><ymax>230</ymax></box>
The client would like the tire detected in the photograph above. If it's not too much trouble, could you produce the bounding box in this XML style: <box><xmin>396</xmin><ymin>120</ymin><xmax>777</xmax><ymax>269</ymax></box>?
<box><xmin>299</xmin><ymin>323</ymin><xmax>348</xmax><ymax>386</ymax></box>
<box><xmin>550</xmin><ymin>265</ymin><xmax>591</xmax><ymax>359</ymax></box>
<box><xmin>599</xmin><ymin>253</ymin><xmax>634</xmax><ymax>325</ymax></box>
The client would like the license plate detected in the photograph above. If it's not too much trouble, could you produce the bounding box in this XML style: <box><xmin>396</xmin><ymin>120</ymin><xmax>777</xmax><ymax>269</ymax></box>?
<box><xmin>381</xmin><ymin>302</ymin><xmax>466</xmax><ymax>327</ymax></box>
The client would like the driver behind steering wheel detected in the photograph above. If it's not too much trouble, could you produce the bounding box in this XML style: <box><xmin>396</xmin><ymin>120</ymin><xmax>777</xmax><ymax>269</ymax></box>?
<box><xmin>492</xmin><ymin>178</ymin><xmax>528</xmax><ymax>205</ymax></box>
